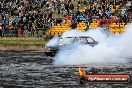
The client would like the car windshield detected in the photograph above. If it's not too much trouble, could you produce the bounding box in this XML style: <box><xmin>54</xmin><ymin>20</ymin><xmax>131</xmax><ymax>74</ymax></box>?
<box><xmin>57</xmin><ymin>37</ymin><xmax>74</xmax><ymax>45</ymax></box>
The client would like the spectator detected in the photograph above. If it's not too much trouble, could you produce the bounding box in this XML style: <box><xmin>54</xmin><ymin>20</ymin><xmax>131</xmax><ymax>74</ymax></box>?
<box><xmin>0</xmin><ymin>0</ymin><xmax>131</xmax><ymax>37</ymax></box>
<box><xmin>0</xmin><ymin>23</ymin><xmax>2</xmax><ymax>37</ymax></box>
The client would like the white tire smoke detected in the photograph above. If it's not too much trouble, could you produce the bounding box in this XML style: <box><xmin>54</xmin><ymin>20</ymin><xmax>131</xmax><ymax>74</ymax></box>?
<box><xmin>47</xmin><ymin>24</ymin><xmax>132</xmax><ymax>65</ymax></box>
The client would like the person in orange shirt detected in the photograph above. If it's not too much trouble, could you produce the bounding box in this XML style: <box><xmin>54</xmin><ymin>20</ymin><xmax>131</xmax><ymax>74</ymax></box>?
<box><xmin>79</xmin><ymin>66</ymin><xmax>86</xmax><ymax>76</ymax></box>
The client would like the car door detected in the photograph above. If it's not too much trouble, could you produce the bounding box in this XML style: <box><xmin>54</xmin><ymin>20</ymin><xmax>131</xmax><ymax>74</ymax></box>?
<box><xmin>75</xmin><ymin>37</ymin><xmax>87</xmax><ymax>44</ymax></box>
<box><xmin>58</xmin><ymin>37</ymin><xmax>75</xmax><ymax>50</ymax></box>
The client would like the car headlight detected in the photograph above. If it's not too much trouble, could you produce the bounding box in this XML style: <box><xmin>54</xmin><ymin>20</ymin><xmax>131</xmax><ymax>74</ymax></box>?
<box><xmin>47</xmin><ymin>47</ymin><xmax>51</xmax><ymax>50</ymax></box>
<box><xmin>44</xmin><ymin>46</ymin><xmax>51</xmax><ymax>51</ymax></box>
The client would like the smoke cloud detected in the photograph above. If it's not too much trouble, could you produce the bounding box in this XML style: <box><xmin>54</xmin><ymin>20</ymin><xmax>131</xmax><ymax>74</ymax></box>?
<box><xmin>116</xmin><ymin>23</ymin><xmax>132</xmax><ymax>57</ymax></box>
<box><xmin>46</xmin><ymin>36</ymin><xmax>60</xmax><ymax>47</ymax></box>
<box><xmin>47</xmin><ymin>24</ymin><xmax>132</xmax><ymax>65</ymax></box>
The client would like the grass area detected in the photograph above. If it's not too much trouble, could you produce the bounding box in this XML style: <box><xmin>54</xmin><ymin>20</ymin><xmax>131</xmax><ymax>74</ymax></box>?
<box><xmin>0</xmin><ymin>38</ymin><xmax>48</xmax><ymax>45</ymax></box>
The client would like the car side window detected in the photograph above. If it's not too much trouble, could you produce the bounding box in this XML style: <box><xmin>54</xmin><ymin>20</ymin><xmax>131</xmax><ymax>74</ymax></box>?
<box><xmin>78</xmin><ymin>38</ymin><xmax>87</xmax><ymax>44</ymax></box>
<box><xmin>58</xmin><ymin>38</ymin><xmax>74</xmax><ymax>44</ymax></box>
<box><xmin>87</xmin><ymin>38</ymin><xmax>94</xmax><ymax>44</ymax></box>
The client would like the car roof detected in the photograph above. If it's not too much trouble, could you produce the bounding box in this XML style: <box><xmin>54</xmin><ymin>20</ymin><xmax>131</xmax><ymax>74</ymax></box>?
<box><xmin>61</xmin><ymin>36</ymin><xmax>92</xmax><ymax>38</ymax></box>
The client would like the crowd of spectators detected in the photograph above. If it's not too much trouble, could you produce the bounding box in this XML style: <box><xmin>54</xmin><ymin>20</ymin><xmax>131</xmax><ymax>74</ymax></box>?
<box><xmin>0</xmin><ymin>0</ymin><xmax>131</xmax><ymax>37</ymax></box>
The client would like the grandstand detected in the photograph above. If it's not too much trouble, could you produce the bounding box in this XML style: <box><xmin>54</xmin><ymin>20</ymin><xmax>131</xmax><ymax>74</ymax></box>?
<box><xmin>0</xmin><ymin>0</ymin><xmax>132</xmax><ymax>38</ymax></box>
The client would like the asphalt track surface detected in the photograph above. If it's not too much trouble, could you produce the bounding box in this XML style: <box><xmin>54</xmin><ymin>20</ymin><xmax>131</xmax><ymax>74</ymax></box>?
<box><xmin>0</xmin><ymin>51</ymin><xmax>132</xmax><ymax>88</ymax></box>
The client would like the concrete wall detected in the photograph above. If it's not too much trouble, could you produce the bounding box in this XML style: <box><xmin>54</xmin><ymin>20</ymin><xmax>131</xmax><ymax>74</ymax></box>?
<box><xmin>0</xmin><ymin>45</ymin><xmax>44</xmax><ymax>51</ymax></box>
